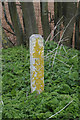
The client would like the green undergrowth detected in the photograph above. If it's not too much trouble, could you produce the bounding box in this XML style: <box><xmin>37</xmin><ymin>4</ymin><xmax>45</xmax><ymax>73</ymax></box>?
<box><xmin>2</xmin><ymin>41</ymin><xmax>80</xmax><ymax>119</ymax></box>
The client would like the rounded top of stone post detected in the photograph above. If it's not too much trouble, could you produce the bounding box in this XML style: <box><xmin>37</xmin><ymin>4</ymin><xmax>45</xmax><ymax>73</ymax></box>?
<box><xmin>30</xmin><ymin>34</ymin><xmax>43</xmax><ymax>40</ymax></box>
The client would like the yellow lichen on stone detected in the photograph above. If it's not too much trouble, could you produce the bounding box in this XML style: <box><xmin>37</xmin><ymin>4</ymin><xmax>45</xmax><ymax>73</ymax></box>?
<box><xmin>32</xmin><ymin>38</ymin><xmax>44</xmax><ymax>93</ymax></box>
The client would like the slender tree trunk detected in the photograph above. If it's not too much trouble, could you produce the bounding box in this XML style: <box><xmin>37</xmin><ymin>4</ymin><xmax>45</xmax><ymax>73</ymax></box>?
<box><xmin>2</xmin><ymin>2</ymin><xmax>14</xmax><ymax>32</ymax></box>
<box><xmin>0</xmin><ymin>19</ymin><xmax>2</xmax><ymax>48</ymax></box>
<box><xmin>54</xmin><ymin>2</ymin><xmax>63</xmax><ymax>42</ymax></box>
<box><xmin>62</xmin><ymin>2</ymin><xmax>77</xmax><ymax>47</ymax></box>
<box><xmin>8</xmin><ymin>2</ymin><xmax>24</xmax><ymax>46</ymax></box>
<box><xmin>40</xmin><ymin>2</ymin><xmax>50</xmax><ymax>40</ymax></box>
<box><xmin>75</xmin><ymin>2</ymin><xmax>80</xmax><ymax>50</ymax></box>
<box><xmin>54</xmin><ymin>2</ymin><xmax>63</xmax><ymax>24</ymax></box>
<box><xmin>21</xmin><ymin>2</ymin><xmax>38</xmax><ymax>48</ymax></box>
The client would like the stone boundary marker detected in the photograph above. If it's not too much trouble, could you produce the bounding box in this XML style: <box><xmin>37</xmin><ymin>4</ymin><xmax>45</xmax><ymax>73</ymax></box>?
<box><xmin>30</xmin><ymin>34</ymin><xmax>44</xmax><ymax>94</ymax></box>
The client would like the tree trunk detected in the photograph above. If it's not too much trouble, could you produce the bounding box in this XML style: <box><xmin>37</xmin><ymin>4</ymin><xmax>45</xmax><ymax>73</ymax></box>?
<box><xmin>62</xmin><ymin>2</ymin><xmax>77</xmax><ymax>47</ymax></box>
<box><xmin>40</xmin><ymin>2</ymin><xmax>50</xmax><ymax>40</ymax></box>
<box><xmin>2</xmin><ymin>2</ymin><xmax>14</xmax><ymax>32</ymax></box>
<box><xmin>75</xmin><ymin>2</ymin><xmax>80</xmax><ymax>50</ymax></box>
<box><xmin>8</xmin><ymin>2</ymin><xmax>24</xmax><ymax>46</ymax></box>
<box><xmin>21</xmin><ymin>2</ymin><xmax>38</xmax><ymax>48</ymax></box>
<box><xmin>54</xmin><ymin>2</ymin><xmax>63</xmax><ymax>42</ymax></box>
<box><xmin>2</xmin><ymin>29</ymin><xmax>13</xmax><ymax>48</ymax></box>
<box><xmin>54</xmin><ymin>2</ymin><xmax>63</xmax><ymax>25</ymax></box>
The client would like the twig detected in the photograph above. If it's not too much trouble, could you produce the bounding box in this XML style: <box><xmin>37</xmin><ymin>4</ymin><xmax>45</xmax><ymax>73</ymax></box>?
<box><xmin>44</xmin><ymin>47</ymin><xmax>57</xmax><ymax>58</ymax></box>
<box><xmin>62</xmin><ymin>45</ymin><xmax>67</xmax><ymax>54</ymax></box>
<box><xmin>46</xmin><ymin>100</ymin><xmax>73</xmax><ymax>120</ymax></box>
<box><xmin>0</xmin><ymin>100</ymin><xmax>4</xmax><ymax>105</ymax></box>
<box><xmin>45</xmin><ymin>22</ymin><xmax>61</xmax><ymax>44</ymax></box>
<box><xmin>2</xmin><ymin>27</ymin><xmax>16</xmax><ymax>36</ymax></box>
<box><xmin>60</xmin><ymin>16</ymin><xmax>75</xmax><ymax>40</ymax></box>
<box><xmin>50</xmin><ymin>28</ymin><xmax>64</xmax><ymax>41</ymax></box>
<box><xmin>45</xmin><ymin>16</ymin><xmax>64</xmax><ymax>44</ymax></box>
<box><xmin>52</xmin><ymin>16</ymin><xmax>75</xmax><ymax>67</ymax></box>
<box><xmin>2</xmin><ymin>2</ymin><xmax>14</xmax><ymax>32</ymax></box>
<box><xmin>2</xmin><ymin>29</ymin><xmax>15</xmax><ymax>46</ymax></box>
<box><xmin>72</xmin><ymin>54</ymin><xmax>77</xmax><ymax>59</ymax></box>
<box><xmin>52</xmin><ymin>45</ymin><xmax>58</xmax><ymax>67</ymax></box>
<box><xmin>56</xmin><ymin>16</ymin><xmax>64</xmax><ymax>25</ymax></box>
<box><xmin>70</xmin><ymin>65</ymin><xmax>73</xmax><ymax>71</ymax></box>
<box><xmin>45</xmin><ymin>54</ymin><xmax>55</xmax><ymax>59</ymax></box>
<box><xmin>50</xmin><ymin>16</ymin><xmax>64</xmax><ymax>41</ymax></box>
<box><xmin>8</xmin><ymin>38</ymin><xmax>15</xmax><ymax>46</ymax></box>
<box><xmin>45</xmin><ymin>29</ymin><xmax>54</xmax><ymax>44</ymax></box>
<box><xmin>56</xmin><ymin>58</ymin><xmax>70</xmax><ymax>67</ymax></box>
<box><xmin>52</xmin><ymin>39</ymin><xmax>69</xmax><ymax>67</ymax></box>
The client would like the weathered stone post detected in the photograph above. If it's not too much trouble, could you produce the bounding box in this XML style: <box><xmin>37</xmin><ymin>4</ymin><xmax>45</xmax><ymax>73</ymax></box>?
<box><xmin>30</xmin><ymin>34</ymin><xmax>44</xmax><ymax>94</ymax></box>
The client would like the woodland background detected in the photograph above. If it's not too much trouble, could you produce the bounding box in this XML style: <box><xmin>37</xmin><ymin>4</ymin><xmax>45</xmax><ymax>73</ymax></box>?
<box><xmin>1</xmin><ymin>2</ymin><xmax>80</xmax><ymax>50</ymax></box>
<box><xmin>1</xmin><ymin>1</ymin><xmax>80</xmax><ymax>119</ymax></box>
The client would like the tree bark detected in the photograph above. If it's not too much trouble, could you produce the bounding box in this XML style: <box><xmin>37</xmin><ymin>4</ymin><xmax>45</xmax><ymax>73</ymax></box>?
<box><xmin>54</xmin><ymin>2</ymin><xmax>63</xmax><ymax>42</ymax></box>
<box><xmin>8</xmin><ymin>2</ymin><xmax>24</xmax><ymax>46</ymax></box>
<box><xmin>21</xmin><ymin>2</ymin><xmax>38</xmax><ymax>48</ymax></box>
<box><xmin>2</xmin><ymin>2</ymin><xmax>14</xmax><ymax>33</ymax></box>
<box><xmin>2</xmin><ymin>29</ymin><xmax>14</xmax><ymax>48</ymax></box>
<box><xmin>40</xmin><ymin>2</ymin><xmax>50</xmax><ymax>40</ymax></box>
<box><xmin>62</xmin><ymin>2</ymin><xmax>77</xmax><ymax>47</ymax></box>
<box><xmin>75</xmin><ymin>2</ymin><xmax>80</xmax><ymax>50</ymax></box>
